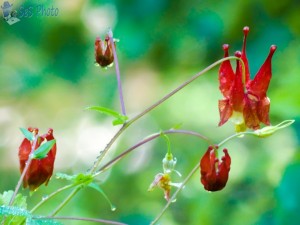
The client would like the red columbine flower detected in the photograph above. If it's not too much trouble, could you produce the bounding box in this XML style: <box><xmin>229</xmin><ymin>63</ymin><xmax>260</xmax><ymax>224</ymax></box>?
<box><xmin>200</xmin><ymin>146</ymin><xmax>231</xmax><ymax>191</ymax></box>
<box><xmin>95</xmin><ymin>35</ymin><xmax>115</xmax><ymax>67</ymax></box>
<box><xmin>218</xmin><ymin>26</ymin><xmax>277</xmax><ymax>132</ymax></box>
<box><xmin>18</xmin><ymin>128</ymin><xmax>57</xmax><ymax>191</ymax></box>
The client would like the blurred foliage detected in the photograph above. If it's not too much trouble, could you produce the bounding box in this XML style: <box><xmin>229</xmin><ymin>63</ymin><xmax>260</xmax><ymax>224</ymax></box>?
<box><xmin>0</xmin><ymin>0</ymin><xmax>300</xmax><ymax>224</ymax></box>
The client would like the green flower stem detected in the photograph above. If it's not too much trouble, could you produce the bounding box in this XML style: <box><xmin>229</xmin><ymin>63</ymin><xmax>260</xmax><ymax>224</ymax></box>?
<box><xmin>90</xmin><ymin>56</ymin><xmax>239</xmax><ymax>174</ymax></box>
<box><xmin>160</xmin><ymin>133</ymin><xmax>171</xmax><ymax>155</ymax></box>
<box><xmin>37</xmin><ymin>216</ymin><xmax>128</xmax><ymax>225</ymax></box>
<box><xmin>9</xmin><ymin>136</ymin><xmax>39</xmax><ymax>206</ymax></box>
<box><xmin>94</xmin><ymin>129</ymin><xmax>212</xmax><ymax>176</ymax></box>
<box><xmin>150</xmin><ymin>160</ymin><xmax>200</xmax><ymax>225</ymax></box>
<box><xmin>49</xmin><ymin>186</ymin><xmax>81</xmax><ymax>217</ymax></box>
<box><xmin>89</xmin><ymin>124</ymin><xmax>127</xmax><ymax>173</ymax></box>
<box><xmin>30</xmin><ymin>183</ymin><xmax>75</xmax><ymax>214</ymax></box>
<box><xmin>108</xmin><ymin>29</ymin><xmax>126</xmax><ymax>116</ymax></box>
<box><xmin>217</xmin><ymin>131</ymin><xmax>255</xmax><ymax>147</ymax></box>
<box><xmin>127</xmin><ymin>56</ymin><xmax>240</xmax><ymax>126</ymax></box>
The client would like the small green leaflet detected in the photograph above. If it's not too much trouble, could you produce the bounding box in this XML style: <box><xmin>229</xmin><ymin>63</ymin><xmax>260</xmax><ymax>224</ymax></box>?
<box><xmin>20</xmin><ymin>128</ymin><xmax>34</xmax><ymax>141</ymax></box>
<box><xmin>29</xmin><ymin>217</ymin><xmax>63</xmax><ymax>225</ymax></box>
<box><xmin>55</xmin><ymin>172</ymin><xmax>75</xmax><ymax>181</ymax></box>
<box><xmin>0</xmin><ymin>205</ymin><xmax>30</xmax><ymax>217</ymax></box>
<box><xmin>85</xmin><ymin>106</ymin><xmax>128</xmax><ymax>126</ymax></box>
<box><xmin>0</xmin><ymin>190</ymin><xmax>27</xmax><ymax>208</ymax></box>
<box><xmin>0</xmin><ymin>191</ymin><xmax>28</xmax><ymax>225</ymax></box>
<box><xmin>55</xmin><ymin>174</ymin><xmax>116</xmax><ymax>211</ymax></box>
<box><xmin>0</xmin><ymin>206</ymin><xmax>62</xmax><ymax>225</ymax></box>
<box><xmin>32</xmin><ymin>140</ymin><xmax>56</xmax><ymax>159</ymax></box>
<box><xmin>171</xmin><ymin>123</ymin><xmax>183</xmax><ymax>130</ymax></box>
<box><xmin>74</xmin><ymin>173</ymin><xmax>93</xmax><ymax>186</ymax></box>
<box><xmin>56</xmin><ymin>173</ymin><xmax>93</xmax><ymax>186</ymax></box>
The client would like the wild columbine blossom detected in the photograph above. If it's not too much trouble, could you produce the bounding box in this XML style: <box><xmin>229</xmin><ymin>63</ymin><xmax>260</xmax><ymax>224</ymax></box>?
<box><xmin>200</xmin><ymin>146</ymin><xmax>231</xmax><ymax>191</ymax></box>
<box><xmin>95</xmin><ymin>35</ymin><xmax>115</xmax><ymax>67</ymax></box>
<box><xmin>148</xmin><ymin>173</ymin><xmax>172</xmax><ymax>201</ymax></box>
<box><xmin>218</xmin><ymin>26</ymin><xmax>277</xmax><ymax>132</ymax></box>
<box><xmin>148</xmin><ymin>152</ymin><xmax>182</xmax><ymax>201</ymax></box>
<box><xmin>18</xmin><ymin>128</ymin><xmax>57</xmax><ymax>191</ymax></box>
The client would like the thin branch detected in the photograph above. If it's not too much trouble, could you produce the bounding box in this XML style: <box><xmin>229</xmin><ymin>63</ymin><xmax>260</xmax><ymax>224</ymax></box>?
<box><xmin>49</xmin><ymin>186</ymin><xmax>81</xmax><ymax>216</ymax></box>
<box><xmin>9</xmin><ymin>136</ymin><xmax>39</xmax><ymax>206</ymax></box>
<box><xmin>94</xmin><ymin>129</ymin><xmax>212</xmax><ymax>176</ymax></box>
<box><xmin>217</xmin><ymin>131</ymin><xmax>254</xmax><ymax>147</ymax></box>
<box><xmin>30</xmin><ymin>184</ymin><xmax>75</xmax><ymax>214</ymax></box>
<box><xmin>108</xmin><ymin>29</ymin><xmax>126</xmax><ymax>116</ymax></box>
<box><xmin>127</xmin><ymin>56</ymin><xmax>239</xmax><ymax>126</ymax></box>
<box><xmin>150</xmin><ymin>161</ymin><xmax>200</xmax><ymax>225</ymax></box>
<box><xmin>89</xmin><ymin>124</ymin><xmax>127</xmax><ymax>174</ymax></box>
<box><xmin>34</xmin><ymin>216</ymin><xmax>128</xmax><ymax>225</ymax></box>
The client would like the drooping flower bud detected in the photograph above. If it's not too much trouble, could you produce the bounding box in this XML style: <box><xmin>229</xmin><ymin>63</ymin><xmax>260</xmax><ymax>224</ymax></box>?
<box><xmin>200</xmin><ymin>146</ymin><xmax>231</xmax><ymax>191</ymax></box>
<box><xmin>148</xmin><ymin>148</ymin><xmax>182</xmax><ymax>201</ymax></box>
<box><xmin>18</xmin><ymin>128</ymin><xmax>57</xmax><ymax>191</ymax></box>
<box><xmin>162</xmin><ymin>152</ymin><xmax>177</xmax><ymax>174</ymax></box>
<box><xmin>95</xmin><ymin>35</ymin><xmax>115</xmax><ymax>67</ymax></box>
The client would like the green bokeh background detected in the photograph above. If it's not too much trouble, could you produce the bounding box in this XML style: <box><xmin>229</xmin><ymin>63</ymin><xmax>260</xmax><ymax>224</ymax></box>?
<box><xmin>1</xmin><ymin>0</ymin><xmax>300</xmax><ymax>224</ymax></box>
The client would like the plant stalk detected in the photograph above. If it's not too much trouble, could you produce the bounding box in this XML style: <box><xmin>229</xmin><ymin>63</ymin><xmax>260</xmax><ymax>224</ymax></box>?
<box><xmin>9</xmin><ymin>136</ymin><xmax>39</xmax><ymax>206</ymax></box>
<box><xmin>94</xmin><ymin>129</ymin><xmax>212</xmax><ymax>175</ymax></box>
<box><xmin>150</xmin><ymin>161</ymin><xmax>200</xmax><ymax>225</ymax></box>
<box><xmin>108</xmin><ymin>29</ymin><xmax>126</xmax><ymax>116</ymax></box>
<box><xmin>49</xmin><ymin>186</ymin><xmax>81</xmax><ymax>216</ymax></box>
<box><xmin>37</xmin><ymin>216</ymin><xmax>128</xmax><ymax>225</ymax></box>
<box><xmin>30</xmin><ymin>184</ymin><xmax>75</xmax><ymax>214</ymax></box>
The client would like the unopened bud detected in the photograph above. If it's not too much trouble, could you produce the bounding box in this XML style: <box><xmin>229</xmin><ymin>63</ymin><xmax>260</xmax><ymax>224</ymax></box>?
<box><xmin>95</xmin><ymin>35</ymin><xmax>115</xmax><ymax>68</ymax></box>
<box><xmin>162</xmin><ymin>153</ymin><xmax>177</xmax><ymax>174</ymax></box>
<box><xmin>254</xmin><ymin>120</ymin><xmax>294</xmax><ymax>138</ymax></box>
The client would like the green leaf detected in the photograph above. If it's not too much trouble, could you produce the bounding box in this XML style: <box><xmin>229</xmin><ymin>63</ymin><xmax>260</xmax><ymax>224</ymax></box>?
<box><xmin>74</xmin><ymin>173</ymin><xmax>94</xmax><ymax>186</ymax></box>
<box><xmin>0</xmin><ymin>191</ymin><xmax>28</xmax><ymax>225</ymax></box>
<box><xmin>0</xmin><ymin>206</ymin><xmax>30</xmax><ymax>225</ymax></box>
<box><xmin>30</xmin><ymin>217</ymin><xmax>63</xmax><ymax>225</ymax></box>
<box><xmin>32</xmin><ymin>140</ymin><xmax>56</xmax><ymax>159</ymax></box>
<box><xmin>0</xmin><ymin>206</ymin><xmax>63</xmax><ymax>225</ymax></box>
<box><xmin>55</xmin><ymin>173</ymin><xmax>93</xmax><ymax>186</ymax></box>
<box><xmin>86</xmin><ymin>106</ymin><xmax>128</xmax><ymax>126</ymax></box>
<box><xmin>20</xmin><ymin>128</ymin><xmax>34</xmax><ymax>141</ymax></box>
<box><xmin>171</xmin><ymin>123</ymin><xmax>183</xmax><ymax>130</ymax></box>
<box><xmin>88</xmin><ymin>183</ymin><xmax>116</xmax><ymax>211</ymax></box>
<box><xmin>0</xmin><ymin>191</ymin><xmax>27</xmax><ymax>208</ymax></box>
<box><xmin>0</xmin><ymin>206</ymin><xmax>30</xmax><ymax>217</ymax></box>
<box><xmin>55</xmin><ymin>172</ymin><xmax>76</xmax><ymax>181</ymax></box>
<box><xmin>112</xmin><ymin>117</ymin><xmax>128</xmax><ymax>126</ymax></box>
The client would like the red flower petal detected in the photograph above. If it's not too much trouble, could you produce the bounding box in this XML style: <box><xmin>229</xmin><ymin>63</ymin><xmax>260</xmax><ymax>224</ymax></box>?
<box><xmin>246</xmin><ymin>45</ymin><xmax>277</xmax><ymax>99</ymax></box>
<box><xmin>95</xmin><ymin>36</ymin><xmax>115</xmax><ymax>67</ymax></box>
<box><xmin>240</xmin><ymin>26</ymin><xmax>251</xmax><ymax>84</ymax></box>
<box><xmin>231</xmin><ymin>52</ymin><xmax>244</xmax><ymax>112</ymax></box>
<box><xmin>200</xmin><ymin>146</ymin><xmax>231</xmax><ymax>191</ymax></box>
<box><xmin>243</xmin><ymin>94</ymin><xmax>260</xmax><ymax>130</ymax></box>
<box><xmin>18</xmin><ymin>128</ymin><xmax>57</xmax><ymax>191</ymax></box>
<box><xmin>219</xmin><ymin>44</ymin><xmax>235</xmax><ymax>98</ymax></box>
<box><xmin>217</xmin><ymin>149</ymin><xmax>231</xmax><ymax>188</ymax></box>
<box><xmin>257</xmin><ymin>96</ymin><xmax>271</xmax><ymax>125</ymax></box>
<box><xmin>218</xmin><ymin>99</ymin><xmax>232</xmax><ymax>126</ymax></box>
